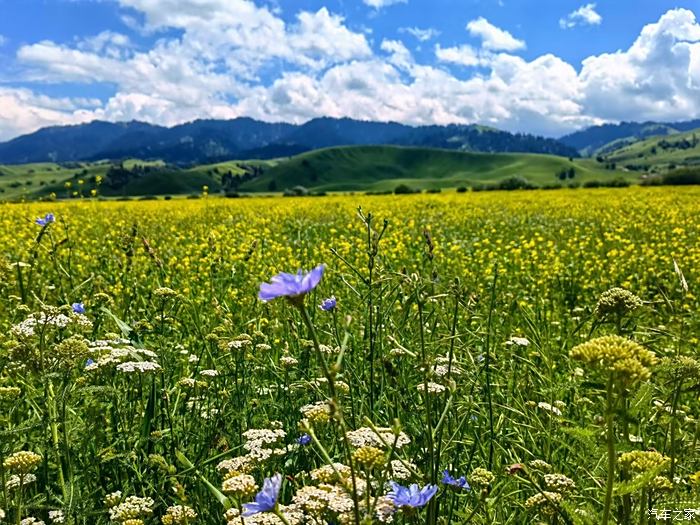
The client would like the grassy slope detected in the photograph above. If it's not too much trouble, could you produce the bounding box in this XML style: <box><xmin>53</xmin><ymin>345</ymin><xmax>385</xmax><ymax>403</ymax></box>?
<box><xmin>605</xmin><ymin>128</ymin><xmax>700</xmax><ymax>171</ymax></box>
<box><xmin>239</xmin><ymin>146</ymin><xmax>633</xmax><ymax>192</ymax></box>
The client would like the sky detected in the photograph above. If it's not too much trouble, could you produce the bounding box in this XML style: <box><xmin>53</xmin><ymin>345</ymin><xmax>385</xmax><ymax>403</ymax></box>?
<box><xmin>0</xmin><ymin>0</ymin><xmax>700</xmax><ymax>141</ymax></box>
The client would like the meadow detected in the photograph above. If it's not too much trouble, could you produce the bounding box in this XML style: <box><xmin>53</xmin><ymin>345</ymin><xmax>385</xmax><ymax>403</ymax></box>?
<box><xmin>0</xmin><ymin>187</ymin><xmax>698</xmax><ymax>525</ymax></box>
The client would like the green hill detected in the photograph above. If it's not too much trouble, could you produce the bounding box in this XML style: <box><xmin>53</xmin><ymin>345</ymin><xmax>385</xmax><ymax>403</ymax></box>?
<box><xmin>239</xmin><ymin>146</ymin><xmax>632</xmax><ymax>193</ymax></box>
<box><xmin>602</xmin><ymin>128</ymin><xmax>700</xmax><ymax>172</ymax></box>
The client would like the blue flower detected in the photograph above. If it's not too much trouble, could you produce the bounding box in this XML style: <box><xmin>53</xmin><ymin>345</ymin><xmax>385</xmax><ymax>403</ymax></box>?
<box><xmin>259</xmin><ymin>265</ymin><xmax>325</xmax><ymax>302</ymax></box>
<box><xmin>35</xmin><ymin>213</ymin><xmax>55</xmax><ymax>227</ymax></box>
<box><xmin>297</xmin><ymin>434</ymin><xmax>311</xmax><ymax>446</ymax></box>
<box><xmin>242</xmin><ymin>473</ymin><xmax>282</xmax><ymax>516</ymax></box>
<box><xmin>442</xmin><ymin>470</ymin><xmax>470</xmax><ymax>490</ymax></box>
<box><xmin>72</xmin><ymin>302</ymin><xmax>85</xmax><ymax>314</ymax></box>
<box><xmin>319</xmin><ymin>296</ymin><xmax>337</xmax><ymax>311</ymax></box>
<box><xmin>85</xmin><ymin>359</ymin><xmax>95</xmax><ymax>368</ymax></box>
<box><xmin>387</xmin><ymin>481</ymin><xmax>437</xmax><ymax>509</ymax></box>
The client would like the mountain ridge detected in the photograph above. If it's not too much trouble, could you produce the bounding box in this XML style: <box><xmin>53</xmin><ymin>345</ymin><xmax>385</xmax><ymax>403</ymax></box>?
<box><xmin>0</xmin><ymin>117</ymin><xmax>578</xmax><ymax>164</ymax></box>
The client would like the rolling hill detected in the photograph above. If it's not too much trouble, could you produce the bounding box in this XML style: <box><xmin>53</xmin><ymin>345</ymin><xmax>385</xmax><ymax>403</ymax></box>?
<box><xmin>600</xmin><ymin>128</ymin><xmax>700</xmax><ymax>172</ymax></box>
<box><xmin>238</xmin><ymin>146</ymin><xmax>631</xmax><ymax>193</ymax></box>
<box><xmin>560</xmin><ymin>119</ymin><xmax>700</xmax><ymax>156</ymax></box>
<box><xmin>0</xmin><ymin>117</ymin><xmax>579</xmax><ymax>165</ymax></box>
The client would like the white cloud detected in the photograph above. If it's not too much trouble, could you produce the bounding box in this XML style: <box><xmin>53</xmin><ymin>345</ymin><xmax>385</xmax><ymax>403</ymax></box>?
<box><xmin>560</xmin><ymin>3</ymin><xmax>603</xmax><ymax>29</ymax></box>
<box><xmin>399</xmin><ymin>27</ymin><xmax>440</xmax><ymax>42</ymax></box>
<box><xmin>435</xmin><ymin>44</ymin><xmax>482</xmax><ymax>67</ymax></box>
<box><xmin>362</xmin><ymin>0</ymin><xmax>406</xmax><ymax>8</ymax></box>
<box><xmin>3</xmin><ymin>6</ymin><xmax>700</xmax><ymax>141</ymax></box>
<box><xmin>580</xmin><ymin>8</ymin><xmax>700</xmax><ymax>122</ymax></box>
<box><xmin>0</xmin><ymin>35</ymin><xmax>7</xmax><ymax>47</ymax></box>
<box><xmin>466</xmin><ymin>17</ymin><xmax>525</xmax><ymax>52</ymax></box>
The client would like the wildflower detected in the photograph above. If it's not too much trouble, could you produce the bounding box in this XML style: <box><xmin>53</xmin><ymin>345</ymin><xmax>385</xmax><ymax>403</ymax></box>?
<box><xmin>48</xmin><ymin>510</ymin><xmax>65</xmax><ymax>524</ymax></box>
<box><xmin>116</xmin><ymin>361</ymin><xmax>161</xmax><ymax>374</ymax></box>
<box><xmin>319</xmin><ymin>296</ymin><xmax>337</xmax><ymax>311</ymax></box>
<box><xmin>35</xmin><ymin>213</ymin><xmax>55</xmax><ymax>227</ymax></box>
<box><xmin>570</xmin><ymin>335</ymin><xmax>656</xmax><ymax>384</ymax></box>
<box><xmin>375</xmin><ymin>496</ymin><xmax>396</xmax><ymax>523</ymax></box>
<box><xmin>222</xmin><ymin>474</ymin><xmax>258</xmax><ymax>498</ymax></box>
<box><xmin>258</xmin><ymin>265</ymin><xmax>325</xmax><ymax>303</ymax></box>
<box><xmin>544</xmin><ymin>474</ymin><xmax>576</xmax><ymax>494</ymax></box>
<box><xmin>20</xmin><ymin>518</ymin><xmax>45</xmax><ymax>525</ymax></box>
<box><xmin>346</xmin><ymin>427</ymin><xmax>411</xmax><ymax>449</ymax></box>
<box><xmin>416</xmin><ymin>382</ymin><xmax>446</xmax><ymax>394</ymax></box>
<box><xmin>0</xmin><ymin>508</ymin><xmax>4</xmax><ymax>521</ymax></box>
<box><xmin>310</xmin><ymin>463</ymin><xmax>352</xmax><ymax>483</ymax></box>
<box><xmin>296</xmin><ymin>434</ymin><xmax>311</xmax><ymax>446</ymax></box>
<box><xmin>242</xmin><ymin>473</ymin><xmax>282</xmax><ymax>516</ymax></box>
<box><xmin>161</xmin><ymin>505</ymin><xmax>197</xmax><ymax>525</ymax></box>
<box><xmin>618</xmin><ymin>450</ymin><xmax>669</xmax><ymax>473</ymax></box>
<box><xmin>280</xmin><ymin>355</ymin><xmax>298</xmax><ymax>368</ymax></box>
<box><xmin>200</xmin><ymin>369</ymin><xmax>218</xmax><ymax>377</ymax></box>
<box><xmin>506</xmin><ymin>336</ymin><xmax>530</xmax><ymax>347</ymax></box>
<box><xmin>524</xmin><ymin>491</ymin><xmax>563</xmax><ymax>515</ymax></box>
<box><xmin>468</xmin><ymin>468</ymin><xmax>495</xmax><ymax>489</ymax></box>
<box><xmin>104</xmin><ymin>491</ymin><xmax>123</xmax><ymax>508</ymax></box>
<box><xmin>300</xmin><ymin>401</ymin><xmax>332</xmax><ymax>424</ymax></box>
<box><xmin>71</xmin><ymin>302</ymin><xmax>85</xmax><ymax>314</ymax></box>
<box><xmin>108</xmin><ymin>496</ymin><xmax>154</xmax><ymax>522</ymax></box>
<box><xmin>3</xmin><ymin>451</ymin><xmax>42</xmax><ymax>474</ymax></box>
<box><xmin>353</xmin><ymin>446</ymin><xmax>385</xmax><ymax>469</ymax></box>
<box><xmin>6</xmin><ymin>474</ymin><xmax>37</xmax><ymax>490</ymax></box>
<box><xmin>389</xmin><ymin>460</ymin><xmax>416</xmax><ymax>481</ymax></box>
<box><xmin>442</xmin><ymin>470</ymin><xmax>470</xmax><ymax>490</ymax></box>
<box><xmin>216</xmin><ymin>456</ymin><xmax>253</xmax><ymax>476</ymax></box>
<box><xmin>594</xmin><ymin>287</ymin><xmax>643</xmax><ymax>318</ymax></box>
<box><xmin>386</xmin><ymin>482</ymin><xmax>437</xmax><ymax>509</ymax></box>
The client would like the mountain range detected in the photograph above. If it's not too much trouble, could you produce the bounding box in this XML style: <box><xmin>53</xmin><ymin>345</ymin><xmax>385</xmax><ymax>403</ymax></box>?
<box><xmin>0</xmin><ymin>117</ymin><xmax>579</xmax><ymax>165</ymax></box>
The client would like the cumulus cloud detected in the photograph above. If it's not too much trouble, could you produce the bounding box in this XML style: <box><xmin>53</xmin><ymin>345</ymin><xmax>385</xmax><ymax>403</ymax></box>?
<box><xmin>435</xmin><ymin>44</ymin><xmax>482</xmax><ymax>67</ymax></box>
<box><xmin>560</xmin><ymin>3</ymin><xmax>603</xmax><ymax>29</ymax></box>
<box><xmin>2</xmin><ymin>5</ymin><xmax>700</xmax><ymax>141</ymax></box>
<box><xmin>466</xmin><ymin>17</ymin><xmax>526</xmax><ymax>52</ymax></box>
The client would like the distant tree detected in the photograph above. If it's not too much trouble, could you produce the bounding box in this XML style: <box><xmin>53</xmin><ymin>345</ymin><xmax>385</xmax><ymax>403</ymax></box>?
<box><xmin>394</xmin><ymin>184</ymin><xmax>416</xmax><ymax>195</ymax></box>
<box><xmin>567</xmin><ymin>167</ymin><xmax>576</xmax><ymax>179</ymax></box>
<box><xmin>267</xmin><ymin>180</ymin><xmax>278</xmax><ymax>192</ymax></box>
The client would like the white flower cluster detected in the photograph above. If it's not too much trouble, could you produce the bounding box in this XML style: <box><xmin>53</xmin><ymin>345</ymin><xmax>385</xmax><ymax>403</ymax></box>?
<box><xmin>6</xmin><ymin>473</ymin><xmax>37</xmax><ymax>490</ymax></box>
<box><xmin>85</xmin><ymin>339</ymin><xmax>160</xmax><ymax>374</ymax></box>
<box><xmin>506</xmin><ymin>336</ymin><xmax>530</xmax><ymax>347</ymax></box>
<box><xmin>108</xmin><ymin>496</ymin><xmax>154</xmax><ymax>522</ymax></box>
<box><xmin>537</xmin><ymin>401</ymin><xmax>564</xmax><ymax>417</ymax></box>
<box><xmin>345</xmin><ymin>427</ymin><xmax>411</xmax><ymax>449</ymax></box>
<box><xmin>12</xmin><ymin>309</ymin><xmax>92</xmax><ymax>338</ymax></box>
<box><xmin>48</xmin><ymin>510</ymin><xmax>65</xmax><ymax>524</ymax></box>
<box><xmin>20</xmin><ymin>518</ymin><xmax>45</xmax><ymax>525</ymax></box>
<box><xmin>416</xmin><ymin>382</ymin><xmax>446</xmax><ymax>394</ymax></box>
<box><xmin>243</xmin><ymin>428</ymin><xmax>287</xmax><ymax>461</ymax></box>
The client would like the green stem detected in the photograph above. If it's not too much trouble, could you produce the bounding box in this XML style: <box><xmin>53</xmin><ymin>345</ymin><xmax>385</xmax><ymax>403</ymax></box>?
<box><xmin>602</xmin><ymin>375</ymin><xmax>616</xmax><ymax>525</ymax></box>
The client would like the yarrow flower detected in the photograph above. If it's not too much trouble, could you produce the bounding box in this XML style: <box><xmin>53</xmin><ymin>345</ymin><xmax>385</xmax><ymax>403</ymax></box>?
<box><xmin>242</xmin><ymin>473</ymin><xmax>282</xmax><ymax>516</ymax></box>
<box><xmin>319</xmin><ymin>296</ymin><xmax>337</xmax><ymax>311</ymax></box>
<box><xmin>387</xmin><ymin>482</ymin><xmax>437</xmax><ymax>509</ymax></box>
<box><xmin>570</xmin><ymin>335</ymin><xmax>656</xmax><ymax>384</ymax></box>
<box><xmin>71</xmin><ymin>302</ymin><xmax>85</xmax><ymax>314</ymax></box>
<box><xmin>258</xmin><ymin>265</ymin><xmax>325</xmax><ymax>303</ymax></box>
<box><xmin>35</xmin><ymin>213</ymin><xmax>55</xmax><ymax>227</ymax></box>
<box><xmin>442</xmin><ymin>470</ymin><xmax>470</xmax><ymax>490</ymax></box>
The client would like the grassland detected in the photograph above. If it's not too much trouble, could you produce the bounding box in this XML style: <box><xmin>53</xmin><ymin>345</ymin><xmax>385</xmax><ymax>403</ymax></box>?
<box><xmin>0</xmin><ymin>187</ymin><xmax>698</xmax><ymax>525</ymax></box>
<box><xmin>0</xmin><ymin>146</ymin><xmax>635</xmax><ymax>200</ymax></box>
<box><xmin>239</xmin><ymin>145</ymin><xmax>632</xmax><ymax>192</ymax></box>
<box><xmin>603</xmin><ymin>127</ymin><xmax>700</xmax><ymax>171</ymax></box>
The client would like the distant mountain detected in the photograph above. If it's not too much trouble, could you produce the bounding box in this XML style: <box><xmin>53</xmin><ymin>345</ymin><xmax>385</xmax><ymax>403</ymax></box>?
<box><xmin>0</xmin><ymin>117</ymin><xmax>579</xmax><ymax>165</ymax></box>
<box><xmin>560</xmin><ymin>119</ymin><xmax>700</xmax><ymax>156</ymax></box>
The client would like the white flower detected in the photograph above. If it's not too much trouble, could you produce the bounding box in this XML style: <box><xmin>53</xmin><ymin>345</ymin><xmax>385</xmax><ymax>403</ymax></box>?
<box><xmin>116</xmin><ymin>361</ymin><xmax>161</xmax><ymax>373</ymax></box>
<box><xmin>200</xmin><ymin>369</ymin><xmax>218</xmax><ymax>377</ymax></box>
<box><xmin>506</xmin><ymin>336</ymin><xmax>530</xmax><ymax>347</ymax></box>
<box><xmin>537</xmin><ymin>402</ymin><xmax>562</xmax><ymax>416</ymax></box>
<box><xmin>48</xmin><ymin>510</ymin><xmax>65</xmax><ymax>524</ymax></box>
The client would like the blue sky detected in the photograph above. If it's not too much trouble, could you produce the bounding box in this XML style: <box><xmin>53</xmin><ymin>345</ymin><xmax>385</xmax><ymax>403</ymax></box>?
<box><xmin>0</xmin><ymin>0</ymin><xmax>699</xmax><ymax>140</ymax></box>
